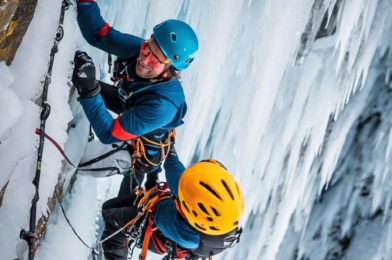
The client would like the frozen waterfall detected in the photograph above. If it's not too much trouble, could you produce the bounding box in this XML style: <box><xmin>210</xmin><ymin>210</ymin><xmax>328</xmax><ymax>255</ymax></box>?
<box><xmin>1</xmin><ymin>0</ymin><xmax>392</xmax><ymax>259</ymax></box>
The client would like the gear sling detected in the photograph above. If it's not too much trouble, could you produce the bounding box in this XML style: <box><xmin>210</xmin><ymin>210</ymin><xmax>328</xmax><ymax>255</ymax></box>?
<box><xmin>124</xmin><ymin>184</ymin><xmax>243</xmax><ymax>260</ymax></box>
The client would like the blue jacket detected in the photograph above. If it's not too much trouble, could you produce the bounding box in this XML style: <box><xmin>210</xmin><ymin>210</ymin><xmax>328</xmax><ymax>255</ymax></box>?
<box><xmin>154</xmin><ymin>154</ymin><xmax>200</xmax><ymax>249</ymax></box>
<box><xmin>77</xmin><ymin>2</ymin><xmax>187</xmax><ymax>144</ymax></box>
<box><xmin>78</xmin><ymin>1</ymin><xmax>198</xmax><ymax>249</ymax></box>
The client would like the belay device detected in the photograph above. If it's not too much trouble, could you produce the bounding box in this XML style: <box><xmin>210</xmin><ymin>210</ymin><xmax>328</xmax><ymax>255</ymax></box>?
<box><xmin>20</xmin><ymin>0</ymin><xmax>72</xmax><ymax>259</ymax></box>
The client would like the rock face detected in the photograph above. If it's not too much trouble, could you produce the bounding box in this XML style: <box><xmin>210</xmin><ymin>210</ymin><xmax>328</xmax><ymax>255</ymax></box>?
<box><xmin>0</xmin><ymin>0</ymin><xmax>38</xmax><ymax>65</ymax></box>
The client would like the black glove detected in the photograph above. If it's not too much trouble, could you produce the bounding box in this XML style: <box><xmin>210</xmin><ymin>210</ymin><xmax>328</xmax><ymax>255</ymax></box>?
<box><xmin>72</xmin><ymin>51</ymin><xmax>101</xmax><ymax>99</ymax></box>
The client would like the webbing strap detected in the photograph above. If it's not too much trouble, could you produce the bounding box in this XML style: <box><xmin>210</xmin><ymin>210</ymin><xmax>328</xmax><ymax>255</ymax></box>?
<box><xmin>140</xmin><ymin>223</ymin><xmax>153</xmax><ymax>260</ymax></box>
<box><xmin>35</xmin><ymin>129</ymin><xmax>121</xmax><ymax>175</ymax></box>
<box><xmin>78</xmin><ymin>142</ymin><xmax>128</xmax><ymax>167</ymax></box>
<box><xmin>134</xmin><ymin>187</ymin><xmax>178</xmax><ymax>260</ymax></box>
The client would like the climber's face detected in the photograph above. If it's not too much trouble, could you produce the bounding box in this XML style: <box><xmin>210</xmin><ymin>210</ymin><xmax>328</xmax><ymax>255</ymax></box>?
<box><xmin>136</xmin><ymin>39</ymin><xmax>169</xmax><ymax>78</ymax></box>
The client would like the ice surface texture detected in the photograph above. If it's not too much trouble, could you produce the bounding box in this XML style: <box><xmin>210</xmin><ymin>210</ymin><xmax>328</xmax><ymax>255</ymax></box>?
<box><xmin>1</xmin><ymin>0</ymin><xmax>392</xmax><ymax>259</ymax></box>
<box><xmin>0</xmin><ymin>0</ymin><xmax>77</xmax><ymax>258</ymax></box>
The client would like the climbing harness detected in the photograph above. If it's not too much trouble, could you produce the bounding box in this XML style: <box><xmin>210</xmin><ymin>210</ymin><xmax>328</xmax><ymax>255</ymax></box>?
<box><xmin>76</xmin><ymin>129</ymin><xmax>176</xmax><ymax>175</ymax></box>
<box><xmin>131</xmin><ymin>130</ymin><xmax>175</xmax><ymax>168</ymax></box>
<box><xmin>54</xmin><ymin>179</ymin><xmax>242</xmax><ymax>260</ymax></box>
<box><xmin>54</xmin><ymin>181</ymin><xmax>173</xmax><ymax>260</ymax></box>
<box><xmin>20</xmin><ymin>1</ymin><xmax>72</xmax><ymax>259</ymax></box>
<box><xmin>125</xmin><ymin>183</ymin><xmax>243</xmax><ymax>260</ymax></box>
<box><xmin>122</xmin><ymin>183</ymin><xmax>190</xmax><ymax>260</ymax></box>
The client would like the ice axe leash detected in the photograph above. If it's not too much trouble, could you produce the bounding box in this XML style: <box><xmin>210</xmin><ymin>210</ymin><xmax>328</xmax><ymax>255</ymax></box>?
<box><xmin>20</xmin><ymin>0</ymin><xmax>72</xmax><ymax>258</ymax></box>
<box><xmin>34</xmin><ymin>129</ymin><xmax>123</xmax><ymax>175</ymax></box>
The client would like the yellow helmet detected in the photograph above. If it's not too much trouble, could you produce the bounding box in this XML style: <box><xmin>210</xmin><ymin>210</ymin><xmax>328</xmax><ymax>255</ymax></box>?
<box><xmin>178</xmin><ymin>159</ymin><xmax>244</xmax><ymax>235</ymax></box>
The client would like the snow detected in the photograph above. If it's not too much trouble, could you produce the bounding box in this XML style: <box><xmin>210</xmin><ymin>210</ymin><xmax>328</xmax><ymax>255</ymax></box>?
<box><xmin>1</xmin><ymin>0</ymin><xmax>392</xmax><ymax>259</ymax></box>
<box><xmin>35</xmin><ymin>174</ymin><xmax>98</xmax><ymax>260</ymax></box>
<box><xmin>0</xmin><ymin>0</ymin><xmax>77</xmax><ymax>258</ymax></box>
<box><xmin>0</xmin><ymin>62</ymin><xmax>22</xmax><ymax>138</ymax></box>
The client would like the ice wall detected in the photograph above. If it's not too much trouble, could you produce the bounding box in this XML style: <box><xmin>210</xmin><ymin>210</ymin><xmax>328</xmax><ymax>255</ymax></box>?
<box><xmin>2</xmin><ymin>0</ymin><xmax>392</xmax><ymax>259</ymax></box>
<box><xmin>89</xmin><ymin>0</ymin><xmax>392</xmax><ymax>259</ymax></box>
<box><xmin>0</xmin><ymin>0</ymin><xmax>78</xmax><ymax>258</ymax></box>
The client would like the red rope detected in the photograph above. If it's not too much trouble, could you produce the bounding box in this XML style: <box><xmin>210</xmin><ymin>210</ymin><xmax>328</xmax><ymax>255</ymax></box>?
<box><xmin>35</xmin><ymin>129</ymin><xmax>77</xmax><ymax>168</ymax></box>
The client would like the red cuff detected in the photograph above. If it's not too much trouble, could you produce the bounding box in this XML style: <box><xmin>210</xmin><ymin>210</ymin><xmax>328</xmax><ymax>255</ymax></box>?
<box><xmin>97</xmin><ymin>23</ymin><xmax>110</xmax><ymax>37</ymax></box>
<box><xmin>111</xmin><ymin>116</ymin><xmax>138</xmax><ymax>140</ymax></box>
<box><xmin>77</xmin><ymin>0</ymin><xmax>94</xmax><ymax>2</ymax></box>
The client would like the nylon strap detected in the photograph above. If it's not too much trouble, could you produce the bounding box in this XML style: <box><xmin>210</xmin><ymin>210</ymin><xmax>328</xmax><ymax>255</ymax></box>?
<box><xmin>35</xmin><ymin>129</ymin><xmax>121</xmax><ymax>175</ymax></box>
<box><xmin>140</xmin><ymin>222</ymin><xmax>153</xmax><ymax>260</ymax></box>
<box><xmin>78</xmin><ymin>142</ymin><xmax>128</xmax><ymax>167</ymax></box>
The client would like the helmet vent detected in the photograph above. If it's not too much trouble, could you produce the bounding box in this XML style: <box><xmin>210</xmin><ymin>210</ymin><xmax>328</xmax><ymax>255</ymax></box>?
<box><xmin>182</xmin><ymin>201</ymin><xmax>190</xmax><ymax>213</ymax></box>
<box><xmin>211</xmin><ymin>207</ymin><xmax>221</xmax><ymax>217</ymax></box>
<box><xmin>192</xmin><ymin>211</ymin><xmax>198</xmax><ymax>217</ymax></box>
<box><xmin>171</xmin><ymin>32</ymin><xmax>177</xmax><ymax>41</ymax></box>
<box><xmin>198</xmin><ymin>203</ymin><xmax>210</xmax><ymax>215</ymax></box>
<box><xmin>174</xmin><ymin>55</ymin><xmax>179</xmax><ymax>60</ymax></box>
<box><xmin>200</xmin><ymin>182</ymin><xmax>221</xmax><ymax>200</ymax></box>
<box><xmin>210</xmin><ymin>226</ymin><xmax>220</xmax><ymax>231</ymax></box>
<box><xmin>207</xmin><ymin>217</ymin><xmax>213</xmax><ymax>222</ymax></box>
<box><xmin>195</xmin><ymin>223</ymin><xmax>206</xmax><ymax>231</ymax></box>
<box><xmin>221</xmin><ymin>180</ymin><xmax>234</xmax><ymax>200</ymax></box>
<box><xmin>185</xmin><ymin>59</ymin><xmax>193</xmax><ymax>64</ymax></box>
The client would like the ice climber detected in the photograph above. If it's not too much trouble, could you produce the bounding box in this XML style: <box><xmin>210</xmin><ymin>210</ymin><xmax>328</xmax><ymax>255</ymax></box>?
<box><xmin>100</xmin><ymin>148</ymin><xmax>244</xmax><ymax>260</ymax></box>
<box><xmin>72</xmin><ymin>0</ymin><xmax>199</xmax><ymax>190</ymax></box>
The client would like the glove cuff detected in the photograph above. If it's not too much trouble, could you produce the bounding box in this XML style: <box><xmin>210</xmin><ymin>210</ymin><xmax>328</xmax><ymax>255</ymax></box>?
<box><xmin>79</xmin><ymin>82</ymin><xmax>101</xmax><ymax>99</ymax></box>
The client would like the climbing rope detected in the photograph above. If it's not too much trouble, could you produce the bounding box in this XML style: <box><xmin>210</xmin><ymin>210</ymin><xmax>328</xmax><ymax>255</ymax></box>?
<box><xmin>54</xmin><ymin>183</ymin><xmax>173</xmax><ymax>259</ymax></box>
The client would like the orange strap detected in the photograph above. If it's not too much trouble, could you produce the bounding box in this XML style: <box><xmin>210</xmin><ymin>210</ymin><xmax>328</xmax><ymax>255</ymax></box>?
<box><xmin>131</xmin><ymin>130</ymin><xmax>175</xmax><ymax>167</ymax></box>
<box><xmin>140</xmin><ymin>223</ymin><xmax>153</xmax><ymax>260</ymax></box>
<box><xmin>136</xmin><ymin>187</ymin><xmax>174</xmax><ymax>260</ymax></box>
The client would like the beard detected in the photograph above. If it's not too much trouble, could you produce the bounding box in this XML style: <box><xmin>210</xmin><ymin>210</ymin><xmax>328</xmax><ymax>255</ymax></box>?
<box><xmin>136</xmin><ymin>59</ymin><xmax>157</xmax><ymax>79</ymax></box>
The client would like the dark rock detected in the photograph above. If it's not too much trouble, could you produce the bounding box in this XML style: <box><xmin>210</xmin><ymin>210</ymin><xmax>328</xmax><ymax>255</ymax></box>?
<box><xmin>0</xmin><ymin>0</ymin><xmax>38</xmax><ymax>66</ymax></box>
<box><xmin>0</xmin><ymin>181</ymin><xmax>9</xmax><ymax>208</ymax></box>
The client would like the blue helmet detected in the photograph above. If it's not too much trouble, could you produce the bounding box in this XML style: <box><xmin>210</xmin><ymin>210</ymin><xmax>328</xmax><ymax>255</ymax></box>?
<box><xmin>153</xmin><ymin>19</ymin><xmax>199</xmax><ymax>71</ymax></box>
